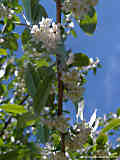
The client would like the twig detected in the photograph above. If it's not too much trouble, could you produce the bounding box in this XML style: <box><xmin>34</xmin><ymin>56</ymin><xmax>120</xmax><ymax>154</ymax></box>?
<box><xmin>0</xmin><ymin>94</ymin><xmax>29</xmax><ymax>137</ymax></box>
<box><xmin>22</xmin><ymin>12</ymin><xmax>31</xmax><ymax>26</ymax></box>
<box><xmin>13</xmin><ymin>22</ymin><xmax>30</xmax><ymax>27</ymax></box>
<box><xmin>56</xmin><ymin>0</ymin><xmax>65</xmax><ymax>154</ymax></box>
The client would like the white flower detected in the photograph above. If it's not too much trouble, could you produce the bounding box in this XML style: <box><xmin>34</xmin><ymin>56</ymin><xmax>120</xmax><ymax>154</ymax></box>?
<box><xmin>11</xmin><ymin>136</ymin><xmax>15</xmax><ymax>143</ymax></box>
<box><xmin>0</xmin><ymin>38</ymin><xmax>4</xmax><ymax>43</ymax></box>
<box><xmin>62</xmin><ymin>0</ymin><xmax>99</xmax><ymax>19</ymax></box>
<box><xmin>89</xmin><ymin>58</ymin><xmax>94</xmax><ymax>64</ymax></box>
<box><xmin>77</xmin><ymin>99</ymin><xmax>84</xmax><ymax>121</ymax></box>
<box><xmin>8</xmin><ymin>14</ymin><xmax>12</xmax><ymax>19</ymax></box>
<box><xmin>31</xmin><ymin>25</ymin><xmax>39</xmax><ymax>34</ymax></box>
<box><xmin>0</xmin><ymin>69</ymin><xmax>5</xmax><ymax>78</ymax></box>
<box><xmin>68</xmin><ymin>21</ymin><xmax>74</xmax><ymax>28</ymax></box>
<box><xmin>76</xmin><ymin>101</ymin><xmax>99</xmax><ymax>132</ymax></box>
<box><xmin>0</xmin><ymin>62</ymin><xmax>7</xmax><ymax>78</ymax></box>
<box><xmin>92</xmin><ymin>118</ymin><xmax>99</xmax><ymax>132</ymax></box>
<box><xmin>10</xmin><ymin>97</ymin><xmax>14</xmax><ymax>104</ymax></box>
<box><xmin>0</xmin><ymin>3</ymin><xmax>14</xmax><ymax>19</ymax></box>
<box><xmin>96</xmin><ymin>57</ymin><xmax>100</xmax><ymax>64</ymax></box>
<box><xmin>10</xmin><ymin>9</ymin><xmax>14</xmax><ymax>14</ymax></box>
<box><xmin>31</xmin><ymin>18</ymin><xmax>61</xmax><ymax>51</ymax></box>
<box><xmin>11</xmin><ymin>118</ymin><xmax>17</xmax><ymax>123</ymax></box>
<box><xmin>14</xmin><ymin>70</ymin><xmax>18</xmax><ymax>77</ymax></box>
<box><xmin>0</xmin><ymin>96</ymin><xmax>3</xmax><ymax>103</ymax></box>
<box><xmin>89</xmin><ymin>109</ymin><xmax>97</xmax><ymax>128</ymax></box>
<box><xmin>39</xmin><ymin>17</ymin><xmax>52</xmax><ymax>28</ymax></box>
<box><xmin>66</xmin><ymin>53</ymin><xmax>74</xmax><ymax>65</ymax></box>
<box><xmin>88</xmin><ymin>109</ymin><xmax>100</xmax><ymax>133</ymax></box>
<box><xmin>65</xmin><ymin>13</ymin><xmax>72</xmax><ymax>22</ymax></box>
<box><xmin>82</xmin><ymin>57</ymin><xmax>100</xmax><ymax>71</ymax></box>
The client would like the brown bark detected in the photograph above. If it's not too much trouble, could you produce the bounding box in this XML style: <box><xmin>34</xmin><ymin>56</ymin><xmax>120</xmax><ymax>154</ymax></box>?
<box><xmin>56</xmin><ymin>0</ymin><xmax>65</xmax><ymax>153</ymax></box>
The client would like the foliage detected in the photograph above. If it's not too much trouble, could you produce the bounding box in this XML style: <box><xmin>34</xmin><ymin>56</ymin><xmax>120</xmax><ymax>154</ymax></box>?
<box><xmin>0</xmin><ymin>0</ymin><xmax>119</xmax><ymax>159</ymax></box>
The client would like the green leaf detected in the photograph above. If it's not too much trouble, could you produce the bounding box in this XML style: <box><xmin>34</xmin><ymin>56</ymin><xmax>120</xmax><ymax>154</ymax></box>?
<box><xmin>33</xmin><ymin>67</ymin><xmax>55</xmax><ymax>115</ymax></box>
<box><xmin>52</xmin><ymin>133</ymin><xmax>61</xmax><ymax>146</ymax></box>
<box><xmin>4</xmin><ymin>63</ymin><xmax>15</xmax><ymax>80</ymax></box>
<box><xmin>21</xmin><ymin>28</ymin><xmax>31</xmax><ymax>46</ymax></box>
<box><xmin>70</xmin><ymin>29</ymin><xmax>77</xmax><ymax>38</ymax></box>
<box><xmin>79</xmin><ymin>7</ymin><xmax>97</xmax><ymax>35</ymax></box>
<box><xmin>22</xmin><ymin>0</ymin><xmax>31</xmax><ymax>23</ymax></box>
<box><xmin>0</xmin><ymin>150</ymin><xmax>19</xmax><ymax>160</ymax></box>
<box><xmin>93</xmin><ymin>67</ymin><xmax>97</xmax><ymax>75</ymax></box>
<box><xmin>0</xmin><ymin>49</ymin><xmax>7</xmax><ymax>55</ymax></box>
<box><xmin>22</xmin><ymin>0</ymin><xmax>48</xmax><ymax>24</ymax></box>
<box><xmin>35</xmin><ymin>59</ymin><xmax>49</xmax><ymax>67</ymax></box>
<box><xmin>117</xmin><ymin>108</ymin><xmax>120</xmax><ymax>117</ymax></box>
<box><xmin>24</xmin><ymin>64</ymin><xmax>55</xmax><ymax>115</ymax></box>
<box><xmin>13</xmin><ymin>4</ymin><xmax>23</xmax><ymax>14</ymax></box>
<box><xmin>71</xmin><ymin>53</ymin><xmax>90</xmax><ymax>67</ymax></box>
<box><xmin>36</xmin><ymin>124</ymin><xmax>49</xmax><ymax>144</ymax></box>
<box><xmin>99</xmin><ymin>118</ymin><xmax>120</xmax><ymax>134</ymax></box>
<box><xmin>0</xmin><ymin>138</ymin><xmax>4</xmax><ymax>147</ymax></box>
<box><xmin>3</xmin><ymin>33</ymin><xmax>18</xmax><ymax>51</ymax></box>
<box><xmin>12</xmin><ymin>33</ymin><xmax>19</xmax><ymax>39</ymax></box>
<box><xmin>24</xmin><ymin>64</ymin><xmax>39</xmax><ymax>98</ymax></box>
<box><xmin>0</xmin><ymin>104</ymin><xmax>27</xmax><ymax>114</ymax></box>
<box><xmin>31</xmin><ymin>4</ymin><xmax>48</xmax><ymax>24</ymax></box>
<box><xmin>5</xmin><ymin>22</ymin><xmax>15</xmax><ymax>33</ymax></box>
<box><xmin>0</xmin><ymin>84</ymin><xmax>7</xmax><ymax>96</ymax></box>
<box><xmin>96</xmin><ymin>133</ymin><xmax>108</xmax><ymax>146</ymax></box>
<box><xmin>17</xmin><ymin>112</ymin><xmax>36</xmax><ymax>129</ymax></box>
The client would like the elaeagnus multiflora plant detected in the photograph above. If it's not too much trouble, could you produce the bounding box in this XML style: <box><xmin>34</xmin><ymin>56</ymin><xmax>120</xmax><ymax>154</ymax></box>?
<box><xmin>0</xmin><ymin>0</ymin><xmax>120</xmax><ymax>159</ymax></box>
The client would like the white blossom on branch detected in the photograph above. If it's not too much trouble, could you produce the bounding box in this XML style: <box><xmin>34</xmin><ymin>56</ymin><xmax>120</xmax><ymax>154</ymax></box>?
<box><xmin>62</xmin><ymin>0</ymin><xmax>98</xmax><ymax>19</ymax></box>
<box><xmin>0</xmin><ymin>3</ymin><xmax>14</xmax><ymax>19</ymax></box>
<box><xmin>31</xmin><ymin>17</ymin><xmax>61</xmax><ymax>51</ymax></box>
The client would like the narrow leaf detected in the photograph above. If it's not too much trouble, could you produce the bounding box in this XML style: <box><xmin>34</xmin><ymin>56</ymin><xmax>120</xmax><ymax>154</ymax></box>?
<box><xmin>0</xmin><ymin>104</ymin><xmax>27</xmax><ymax>114</ymax></box>
<box><xmin>22</xmin><ymin>0</ymin><xmax>31</xmax><ymax>23</ymax></box>
<box><xmin>0</xmin><ymin>49</ymin><xmax>7</xmax><ymax>55</ymax></box>
<box><xmin>33</xmin><ymin>67</ymin><xmax>55</xmax><ymax>115</ymax></box>
<box><xmin>99</xmin><ymin>118</ymin><xmax>120</xmax><ymax>134</ymax></box>
<box><xmin>36</xmin><ymin>124</ymin><xmax>49</xmax><ymax>144</ymax></box>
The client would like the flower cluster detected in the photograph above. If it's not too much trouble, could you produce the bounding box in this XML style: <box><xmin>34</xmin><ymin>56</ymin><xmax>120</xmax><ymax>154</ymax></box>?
<box><xmin>13</xmin><ymin>69</ymin><xmax>26</xmax><ymax>99</ymax></box>
<box><xmin>62</xmin><ymin>69</ymin><xmax>85</xmax><ymax>102</ymax></box>
<box><xmin>77</xmin><ymin>101</ymin><xmax>100</xmax><ymax>134</ymax></box>
<box><xmin>41</xmin><ymin>116</ymin><xmax>70</xmax><ymax>133</ymax></box>
<box><xmin>82</xmin><ymin>57</ymin><xmax>100</xmax><ymax>71</ymax></box>
<box><xmin>62</xmin><ymin>0</ymin><xmax>98</xmax><ymax>19</ymax></box>
<box><xmin>31</xmin><ymin>18</ymin><xmax>61</xmax><ymax>51</ymax></box>
<box><xmin>53</xmin><ymin>152</ymin><xmax>68</xmax><ymax>160</ymax></box>
<box><xmin>65</xmin><ymin>123</ymin><xmax>91</xmax><ymax>151</ymax></box>
<box><xmin>0</xmin><ymin>3</ymin><xmax>14</xmax><ymax>19</ymax></box>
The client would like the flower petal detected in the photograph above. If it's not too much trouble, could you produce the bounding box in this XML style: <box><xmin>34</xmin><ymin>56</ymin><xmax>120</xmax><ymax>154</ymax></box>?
<box><xmin>76</xmin><ymin>99</ymin><xmax>84</xmax><ymax>122</ymax></box>
<box><xmin>89</xmin><ymin>109</ymin><xmax>97</xmax><ymax>128</ymax></box>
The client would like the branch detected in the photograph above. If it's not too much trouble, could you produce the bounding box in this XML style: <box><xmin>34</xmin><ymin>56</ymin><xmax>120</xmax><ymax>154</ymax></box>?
<box><xmin>0</xmin><ymin>94</ymin><xmax>29</xmax><ymax>137</ymax></box>
<box><xmin>56</xmin><ymin>0</ymin><xmax>65</xmax><ymax>153</ymax></box>
<box><xmin>56</xmin><ymin>0</ymin><xmax>63</xmax><ymax>116</ymax></box>
<box><xmin>13</xmin><ymin>22</ymin><xmax>30</xmax><ymax>27</ymax></box>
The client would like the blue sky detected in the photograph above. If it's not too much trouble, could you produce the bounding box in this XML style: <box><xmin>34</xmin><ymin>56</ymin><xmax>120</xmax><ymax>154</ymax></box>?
<box><xmin>18</xmin><ymin>0</ymin><xmax>120</xmax><ymax>123</ymax></box>
<box><xmin>40</xmin><ymin>0</ymin><xmax>120</xmax><ymax>119</ymax></box>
